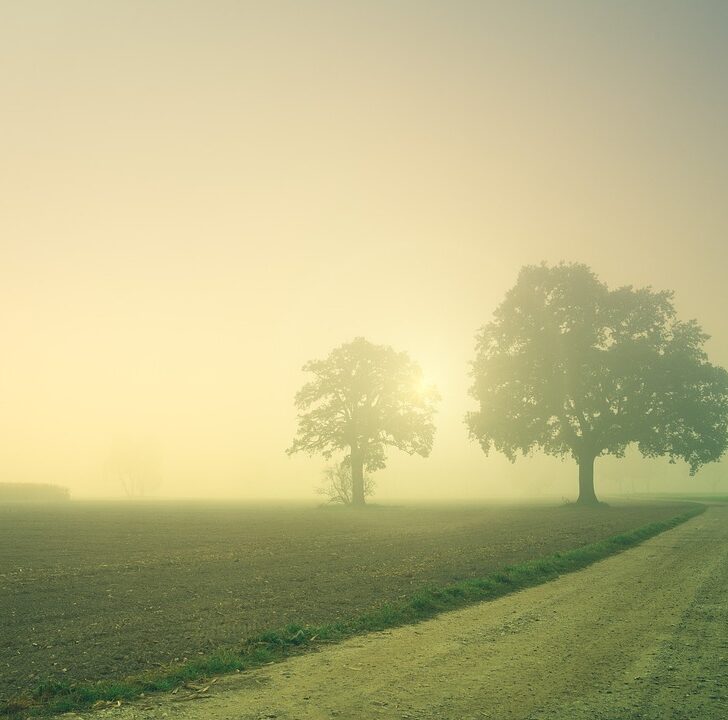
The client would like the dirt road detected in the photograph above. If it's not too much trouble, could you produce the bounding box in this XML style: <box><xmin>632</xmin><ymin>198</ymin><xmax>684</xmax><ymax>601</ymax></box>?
<box><xmin>78</xmin><ymin>506</ymin><xmax>728</xmax><ymax>720</ymax></box>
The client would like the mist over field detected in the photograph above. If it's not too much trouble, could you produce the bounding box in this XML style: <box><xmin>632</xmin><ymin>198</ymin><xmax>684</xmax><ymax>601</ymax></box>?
<box><xmin>2</xmin><ymin>0</ymin><xmax>727</xmax><ymax>502</ymax></box>
<box><xmin>5</xmin><ymin>5</ymin><xmax>728</xmax><ymax>720</ymax></box>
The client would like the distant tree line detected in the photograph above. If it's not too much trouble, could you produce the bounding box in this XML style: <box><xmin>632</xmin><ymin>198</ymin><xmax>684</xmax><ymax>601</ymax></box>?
<box><xmin>0</xmin><ymin>483</ymin><xmax>70</xmax><ymax>503</ymax></box>
<box><xmin>288</xmin><ymin>262</ymin><xmax>728</xmax><ymax>506</ymax></box>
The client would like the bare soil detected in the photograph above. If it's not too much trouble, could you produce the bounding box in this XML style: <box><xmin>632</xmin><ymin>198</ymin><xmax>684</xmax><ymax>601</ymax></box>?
<box><xmin>75</xmin><ymin>505</ymin><xmax>727</xmax><ymax>720</ymax></box>
<box><xmin>0</xmin><ymin>500</ymin><xmax>692</xmax><ymax>701</ymax></box>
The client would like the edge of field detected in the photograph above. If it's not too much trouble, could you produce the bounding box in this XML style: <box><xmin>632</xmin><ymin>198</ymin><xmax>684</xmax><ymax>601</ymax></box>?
<box><xmin>1</xmin><ymin>503</ymin><xmax>706</xmax><ymax>718</ymax></box>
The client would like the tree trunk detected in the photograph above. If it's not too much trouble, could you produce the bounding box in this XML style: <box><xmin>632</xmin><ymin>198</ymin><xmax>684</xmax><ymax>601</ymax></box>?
<box><xmin>577</xmin><ymin>454</ymin><xmax>599</xmax><ymax>505</ymax></box>
<box><xmin>350</xmin><ymin>445</ymin><xmax>365</xmax><ymax>506</ymax></box>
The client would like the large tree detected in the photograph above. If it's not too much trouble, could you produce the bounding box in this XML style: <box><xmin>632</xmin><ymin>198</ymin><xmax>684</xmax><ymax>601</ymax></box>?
<box><xmin>287</xmin><ymin>337</ymin><xmax>439</xmax><ymax>505</ymax></box>
<box><xmin>467</xmin><ymin>263</ymin><xmax>728</xmax><ymax>505</ymax></box>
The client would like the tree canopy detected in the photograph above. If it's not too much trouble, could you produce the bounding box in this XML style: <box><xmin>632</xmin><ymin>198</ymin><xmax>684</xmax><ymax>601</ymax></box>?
<box><xmin>467</xmin><ymin>263</ymin><xmax>728</xmax><ymax>504</ymax></box>
<box><xmin>287</xmin><ymin>337</ymin><xmax>439</xmax><ymax>504</ymax></box>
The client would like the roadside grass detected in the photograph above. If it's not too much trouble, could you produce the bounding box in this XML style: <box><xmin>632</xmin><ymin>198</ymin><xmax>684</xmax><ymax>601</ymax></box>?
<box><xmin>638</xmin><ymin>493</ymin><xmax>728</xmax><ymax>504</ymax></box>
<box><xmin>0</xmin><ymin>503</ymin><xmax>705</xmax><ymax>719</ymax></box>
<box><xmin>675</xmin><ymin>495</ymin><xmax>728</xmax><ymax>504</ymax></box>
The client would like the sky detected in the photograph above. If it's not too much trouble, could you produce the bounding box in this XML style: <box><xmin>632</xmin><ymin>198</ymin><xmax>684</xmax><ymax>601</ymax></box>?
<box><xmin>1</xmin><ymin>0</ymin><xmax>727</xmax><ymax>500</ymax></box>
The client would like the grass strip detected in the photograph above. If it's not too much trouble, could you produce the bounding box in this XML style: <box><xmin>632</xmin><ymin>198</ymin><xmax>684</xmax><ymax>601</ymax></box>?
<box><xmin>1</xmin><ymin>503</ymin><xmax>705</xmax><ymax>718</ymax></box>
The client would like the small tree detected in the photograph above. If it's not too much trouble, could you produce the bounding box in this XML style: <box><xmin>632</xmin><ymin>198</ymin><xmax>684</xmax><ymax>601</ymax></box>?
<box><xmin>287</xmin><ymin>337</ymin><xmax>439</xmax><ymax>505</ymax></box>
<box><xmin>105</xmin><ymin>438</ymin><xmax>162</xmax><ymax>498</ymax></box>
<box><xmin>317</xmin><ymin>461</ymin><xmax>376</xmax><ymax>505</ymax></box>
<box><xmin>467</xmin><ymin>263</ymin><xmax>728</xmax><ymax>505</ymax></box>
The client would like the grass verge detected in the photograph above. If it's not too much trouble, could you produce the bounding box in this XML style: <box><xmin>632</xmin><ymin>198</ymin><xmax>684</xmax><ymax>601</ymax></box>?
<box><xmin>1</xmin><ymin>503</ymin><xmax>705</xmax><ymax>718</ymax></box>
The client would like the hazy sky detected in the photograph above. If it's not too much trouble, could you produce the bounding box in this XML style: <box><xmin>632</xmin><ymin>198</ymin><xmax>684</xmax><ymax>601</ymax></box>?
<box><xmin>2</xmin><ymin>1</ymin><xmax>727</xmax><ymax>499</ymax></box>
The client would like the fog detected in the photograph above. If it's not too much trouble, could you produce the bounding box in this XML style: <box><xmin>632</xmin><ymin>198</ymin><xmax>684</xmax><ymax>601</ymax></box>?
<box><xmin>2</xmin><ymin>1</ymin><xmax>727</xmax><ymax>501</ymax></box>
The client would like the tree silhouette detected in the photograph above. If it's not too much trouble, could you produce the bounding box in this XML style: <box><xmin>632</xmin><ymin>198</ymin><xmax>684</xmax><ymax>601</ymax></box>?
<box><xmin>317</xmin><ymin>460</ymin><xmax>375</xmax><ymax>505</ymax></box>
<box><xmin>287</xmin><ymin>337</ymin><xmax>439</xmax><ymax>505</ymax></box>
<box><xmin>104</xmin><ymin>437</ymin><xmax>162</xmax><ymax>499</ymax></box>
<box><xmin>467</xmin><ymin>263</ymin><xmax>728</xmax><ymax>505</ymax></box>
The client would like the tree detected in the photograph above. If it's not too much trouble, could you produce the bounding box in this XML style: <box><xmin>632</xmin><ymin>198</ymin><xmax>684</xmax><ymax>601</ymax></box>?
<box><xmin>0</xmin><ymin>483</ymin><xmax>70</xmax><ymax>503</ymax></box>
<box><xmin>317</xmin><ymin>460</ymin><xmax>375</xmax><ymax>505</ymax></box>
<box><xmin>466</xmin><ymin>263</ymin><xmax>728</xmax><ymax>505</ymax></box>
<box><xmin>287</xmin><ymin>337</ymin><xmax>439</xmax><ymax>505</ymax></box>
<box><xmin>105</xmin><ymin>437</ymin><xmax>162</xmax><ymax>498</ymax></box>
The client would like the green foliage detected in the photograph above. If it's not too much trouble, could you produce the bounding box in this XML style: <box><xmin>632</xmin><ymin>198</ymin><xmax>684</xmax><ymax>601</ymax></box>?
<box><xmin>467</xmin><ymin>263</ymin><xmax>728</xmax><ymax>475</ymax></box>
<box><xmin>1</xmin><ymin>504</ymin><xmax>704</xmax><ymax>718</ymax></box>
<box><xmin>287</xmin><ymin>337</ymin><xmax>439</xmax><ymax>471</ymax></box>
